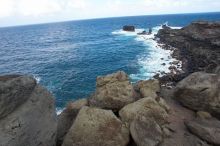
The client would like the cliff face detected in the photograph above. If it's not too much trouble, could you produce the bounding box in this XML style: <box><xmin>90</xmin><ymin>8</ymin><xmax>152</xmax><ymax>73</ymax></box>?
<box><xmin>0</xmin><ymin>75</ymin><xmax>57</xmax><ymax>146</ymax></box>
<box><xmin>157</xmin><ymin>21</ymin><xmax>220</xmax><ymax>75</ymax></box>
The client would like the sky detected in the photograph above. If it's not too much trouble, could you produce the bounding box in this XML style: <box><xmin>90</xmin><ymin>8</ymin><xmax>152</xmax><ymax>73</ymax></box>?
<box><xmin>0</xmin><ymin>0</ymin><xmax>220</xmax><ymax>27</ymax></box>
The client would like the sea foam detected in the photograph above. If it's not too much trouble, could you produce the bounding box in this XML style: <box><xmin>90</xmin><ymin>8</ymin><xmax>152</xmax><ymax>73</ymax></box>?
<box><xmin>112</xmin><ymin>24</ymin><xmax>182</xmax><ymax>81</ymax></box>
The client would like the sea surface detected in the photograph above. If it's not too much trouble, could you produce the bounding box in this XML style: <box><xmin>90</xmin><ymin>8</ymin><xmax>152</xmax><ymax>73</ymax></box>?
<box><xmin>0</xmin><ymin>12</ymin><xmax>220</xmax><ymax>111</ymax></box>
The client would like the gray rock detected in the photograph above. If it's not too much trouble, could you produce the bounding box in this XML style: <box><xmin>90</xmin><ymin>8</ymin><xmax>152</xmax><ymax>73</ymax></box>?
<box><xmin>0</xmin><ymin>75</ymin><xmax>57</xmax><ymax>146</ymax></box>
<box><xmin>89</xmin><ymin>71</ymin><xmax>136</xmax><ymax>110</ymax></box>
<box><xmin>185</xmin><ymin>118</ymin><xmax>220</xmax><ymax>145</ymax></box>
<box><xmin>0</xmin><ymin>75</ymin><xmax>36</xmax><ymax>119</ymax></box>
<box><xmin>175</xmin><ymin>72</ymin><xmax>220</xmax><ymax>117</ymax></box>
<box><xmin>62</xmin><ymin>106</ymin><xmax>129</xmax><ymax>146</ymax></box>
<box><xmin>57</xmin><ymin>99</ymin><xmax>88</xmax><ymax>146</ymax></box>
<box><xmin>130</xmin><ymin>117</ymin><xmax>163</xmax><ymax>146</ymax></box>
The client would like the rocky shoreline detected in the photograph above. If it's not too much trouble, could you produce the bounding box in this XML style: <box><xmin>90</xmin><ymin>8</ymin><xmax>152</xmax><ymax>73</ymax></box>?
<box><xmin>0</xmin><ymin>21</ymin><xmax>220</xmax><ymax>146</ymax></box>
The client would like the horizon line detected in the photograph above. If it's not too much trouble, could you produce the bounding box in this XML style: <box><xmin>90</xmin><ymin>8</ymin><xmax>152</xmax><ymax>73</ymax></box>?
<box><xmin>1</xmin><ymin>11</ymin><xmax>220</xmax><ymax>29</ymax></box>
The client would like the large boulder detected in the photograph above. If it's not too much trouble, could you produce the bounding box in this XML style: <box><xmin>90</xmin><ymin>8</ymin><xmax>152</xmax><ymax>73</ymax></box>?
<box><xmin>0</xmin><ymin>75</ymin><xmax>57</xmax><ymax>146</ymax></box>
<box><xmin>185</xmin><ymin>118</ymin><xmax>220</xmax><ymax>145</ymax></box>
<box><xmin>134</xmin><ymin>79</ymin><xmax>160</xmax><ymax>98</ymax></box>
<box><xmin>175</xmin><ymin>72</ymin><xmax>220</xmax><ymax>117</ymax></box>
<box><xmin>123</xmin><ymin>25</ymin><xmax>135</xmax><ymax>32</ymax></box>
<box><xmin>0</xmin><ymin>75</ymin><xmax>36</xmax><ymax>118</ymax></box>
<box><xmin>130</xmin><ymin>117</ymin><xmax>163</xmax><ymax>146</ymax></box>
<box><xmin>89</xmin><ymin>71</ymin><xmax>136</xmax><ymax>110</ymax></box>
<box><xmin>119</xmin><ymin>97</ymin><xmax>169</xmax><ymax>126</ymax></box>
<box><xmin>57</xmin><ymin>99</ymin><xmax>88</xmax><ymax>146</ymax></box>
<box><xmin>62</xmin><ymin>106</ymin><xmax>129</xmax><ymax>146</ymax></box>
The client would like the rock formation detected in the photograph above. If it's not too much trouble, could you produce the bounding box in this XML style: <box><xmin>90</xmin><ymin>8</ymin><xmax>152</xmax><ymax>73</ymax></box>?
<box><xmin>123</xmin><ymin>25</ymin><xmax>135</xmax><ymax>32</ymax></box>
<box><xmin>0</xmin><ymin>75</ymin><xmax>57</xmax><ymax>146</ymax></box>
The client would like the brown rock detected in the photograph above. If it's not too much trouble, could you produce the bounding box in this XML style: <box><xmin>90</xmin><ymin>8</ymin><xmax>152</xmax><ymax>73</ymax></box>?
<box><xmin>89</xmin><ymin>71</ymin><xmax>136</xmax><ymax>110</ymax></box>
<box><xmin>62</xmin><ymin>106</ymin><xmax>129</xmax><ymax>146</ymax></box>
<box><xmin>57</xmin><ymin>99</ymin><xmax>88</xmax><ymax>146</ymax></box>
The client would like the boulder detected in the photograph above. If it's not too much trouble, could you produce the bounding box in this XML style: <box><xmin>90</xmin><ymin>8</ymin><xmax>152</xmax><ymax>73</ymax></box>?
<box><xmin>134</xmin><ymin>79</ymin><xmax>160</xmax><ymax>98</ymax></box>
<box><xmin>175</xmin><ymin>72</ymin><xmax>220</xmax><ymax>117</ymax></box>
<box><xmin>57</xmin><ymin>99</ymin><xmax>88</xmax><ymax>146</ymax></box>
<box><xmin>119</xmin><ymin>97</ymin><xmax>169</xmax><ymax>126</ymax></box>
<box><xmin>0</xmin><ymin>75</ymin><xmax>36</xmax><ymax>118</ymax></box>
<box><xmin>0</xmin><ymin>75</ymin><xmax>57</xmax><ymax>146</ymax></box>
<box><xmin>62</xmin><ymin>106</ymin><xmax>129</xmax><ymax>146</ymax></box>
<box><xmin>130</xmin><ymin>117</ymin><xmax>163</xmax><ymax>146</ymax></box>
<box><xmin>123</xmin><ymin>25</ymin><xmax>135</xmax><ymax>32</ymax></box>
<box><xmin>185</xmin><ymin>118</ymin><xmax>220</xmax><ymax>145</ymax></box>
<box><xmin>89</xmin><ymin>71</ymin><xmax>136</xmax><ymax>110</ymax></box>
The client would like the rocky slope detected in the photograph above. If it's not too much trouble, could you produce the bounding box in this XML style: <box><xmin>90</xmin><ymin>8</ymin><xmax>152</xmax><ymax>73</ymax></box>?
<box><xmin>156</xmin><ymin>21</ymin><xmax>220</xmax><ymax>83</ymax></box>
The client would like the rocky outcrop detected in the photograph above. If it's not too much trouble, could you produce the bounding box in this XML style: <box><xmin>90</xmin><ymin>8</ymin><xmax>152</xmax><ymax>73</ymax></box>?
<box><xmin>185</xmin><ymin>117</ymin><xmax>220</xmax><ymax>145</ymax></box>
<box><xmin>57</xmin><ymin>99</ymin><xmax>88</xmax><ymax>146</ymax></box>
<box><xmin>62</xmin><ymin>106</ymin><xmax>129</xmax><ymax>146</ymax></box>
<box><xmin>0</xmin><ymin>75</ymin><xmax>57</xmax><ymax>146</ymax></box>
<box><xmin>174</xmin><ymin>72</ymin><xmax>220</xmax><ymax>117</ymax></box>
<box><xmin>123</xmin><ymin>25</ymin><xmax>135</xmax><ymax>32</ymax></box>
<box><xmin>156</xmin><ymin>21</ymin><xmax>220</xmax><ymax>76</ymax></box>
<box><xmin>119</xmin><ymin>97</ymin><xmax>169</xmax><ymax>126</ymax></box>
<box><xmin>134</xmin><ymin>79</ymin><xmax>160</xmax><ymax>98</ymax></box>
<box><xmin>89</xmin><ymin>71</ymin><xmax>136</xmax><ymax>110</ymax></box>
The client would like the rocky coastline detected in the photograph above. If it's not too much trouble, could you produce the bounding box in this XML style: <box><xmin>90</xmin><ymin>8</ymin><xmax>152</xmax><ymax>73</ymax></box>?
<box><xmin>0</xmin><ymin>21</ymin><xmax>220</xmax><ymax>146</ymax></box>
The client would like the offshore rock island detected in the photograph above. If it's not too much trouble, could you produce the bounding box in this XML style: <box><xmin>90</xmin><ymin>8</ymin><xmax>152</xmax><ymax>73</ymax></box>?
<box><xmin>0</xmin><ymin>21</ymin><xmax>220</xmax><ymax>146</ymax></box>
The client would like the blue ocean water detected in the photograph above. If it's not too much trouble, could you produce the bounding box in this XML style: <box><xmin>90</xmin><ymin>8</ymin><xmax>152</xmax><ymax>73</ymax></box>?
<box><xmin>0</xmin><ymin>12</ymin><xmax>220</xmax><ymax>110</ymax></box>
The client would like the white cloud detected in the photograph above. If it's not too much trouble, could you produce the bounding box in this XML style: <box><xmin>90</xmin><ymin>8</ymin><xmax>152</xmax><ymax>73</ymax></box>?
<box><xmin>0</xmin><ymin>0</ymin><xmax>219</xmax><ymax>26</ymax></box>
<box><xmin>0</xmin><ymin>0</ymin><xmax>14</xmax><ymax>18</ymax></box>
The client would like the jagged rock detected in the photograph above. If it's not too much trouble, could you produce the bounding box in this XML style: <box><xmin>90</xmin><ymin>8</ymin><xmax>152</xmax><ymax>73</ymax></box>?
<box><xmin>185</xmin><ymin>118</ymin><xmax>220</xmax><ymax>145</ymax></box>
<box><xmin>123</xmin><ymin>25</ymin><xmax>135</xmax><ymax>32</ymax></box>
<box><xmin>130</xmin><ymin>117</ymin><xmax>163</xmax><ymax>146</ymax></box>
<box><xmin>57</xmin><ymin>99</ymin><xmax>88</xmax><ymax>146</ymax></box>
<box><xmin>89</xmin><ymin>71</ymin><xmax>136</xmax><ymax>110</ymax></box>
<box><xmin>134</xmin><ymin>79</ymin><xmax>160</xmax><ymax>98</ymax></box>
<box><xmin>0</xmin><ymin>75</ymin><xmax>36</xmax><ymax>118</ymax></box>
<box><xmin>62</xmin><ymin>106</ymin><xmax>129</xmax><ymax>146</ymax></box>
<box><xmin>174</xmin><ymin>72</ymin><xmax>220</xmax><ymax>117</ymax></box>
<box><xmin>0</xmin><ymin>75</ymin><xmax>57</xmax><ymax>146</ymax></box>
<box><xmin>119</xmin><ymin>97</ymin><xmax>169</xmax><ymax>126</ymax></box>
<box><xmin>156</xmin><ymin>21</ymin><xmax>220</xmax><ymax>74</ymax></box>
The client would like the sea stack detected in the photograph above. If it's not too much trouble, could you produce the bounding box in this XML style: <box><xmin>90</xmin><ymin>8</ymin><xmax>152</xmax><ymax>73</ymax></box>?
<box><xmin>123</xmin><ymin>25</ymin><xmax>135</xmax><ymax>32</ymax></box>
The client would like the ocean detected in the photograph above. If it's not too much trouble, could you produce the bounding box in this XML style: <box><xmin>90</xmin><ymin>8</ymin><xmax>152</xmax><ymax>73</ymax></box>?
<box><xmin>0</xmin><ymin>12</ymin><xmax>220</xmax><ymax>111</ymax></box>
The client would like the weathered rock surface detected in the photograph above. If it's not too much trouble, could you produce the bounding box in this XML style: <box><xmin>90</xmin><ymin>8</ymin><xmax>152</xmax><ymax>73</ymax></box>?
<box><xmin>130</xmin><ymin>117</ymin><xmax>163</xmax><ymax>146</ymax></box>
<box><xmin>123</xmin><ymin>25</ymin><xmax>135</xmax><ymax>32</ymax></box>
<box><xmin>174</xmin><ymin>72</ymin><xmax>220</xmax><ymax>117</ymax></box>
<box><xmin>157</xmin><ymin>21</ymin><xmax>220</xmax><ymax>75</ymax></box>
<box><xmin>185</xmin><ymin>118</ymin><xmax>220</xmax><ymax>145</ymax></box>
<box><xmin>89</xmin><ymin>71</ymin><xmax>136</xmax><ymax>110</ymax></box>
<box><xmin>62</xmin><ymin>106</ymin><xmax>129</xmax><ymax>146</ymax></box>
<box><xmin>134</xmin><ymin>79</ymin><xmax>160</xmax><ymax>98</ymax></box>
<box><xmin>0</xmin><ymin>75</ymin><xmax>57</xmax><ymax>146</ymax></box>
<box><xmin>0</xmin><ymin>75</ymin><xmax>36</xmax><ymax>118</ymax></box>
<box><xmin>57</xmin><ymin>99</ymin><xmax>88</xmax><ymax>146</ymax></box>
<box><xmin>119</xmin><ymin>97</ymin><xmax>169</xmax><ymax>126</ymax></box>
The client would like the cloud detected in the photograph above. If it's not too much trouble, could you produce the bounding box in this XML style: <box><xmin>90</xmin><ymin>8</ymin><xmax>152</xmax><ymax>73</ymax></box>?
<box><xmin>0</xmin><ymin>0</ymin><xmax>220</xmax><ymax>26</ymax></box>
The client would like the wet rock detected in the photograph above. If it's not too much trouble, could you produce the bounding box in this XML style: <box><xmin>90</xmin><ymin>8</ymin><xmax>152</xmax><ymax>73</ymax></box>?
<box><xmin>62</xmin><ymin>106</ymin><xmax>129</xmax><ymax>146</ymax></box>
<box><xmin>174</xmin><ymin>72</ymin><xmax>220</xmax><ymax>117</ymax></box>
<box><xmin>89</xmin><ymin>71</ymin><xmax>136</xmax><ymax>110</ymax></box>
<box><xmin>0</xmin><ymin>75</ymin><xmax>57</xmax><ymax>146</ymax></box>
<box><xmin>119</xmin><ymin>97</ymin><xmax>169</xmax><ymax>126</ymax></box>
<box><xmin>123</xmin><ymin>25</ymin><xmax>135</xmax><ymax>32</ymax></box>
<box><xmin>185</xmin><ymin>118</ymin><xmax>220</xmax><ymax>145</ymax></box>
<box><xmin>57</xmin><ymin>99</ymin><xmax>88</xmax><ymax>146</ymax></box>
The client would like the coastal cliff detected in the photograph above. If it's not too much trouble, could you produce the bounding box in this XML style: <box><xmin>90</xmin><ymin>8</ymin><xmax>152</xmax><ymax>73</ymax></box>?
<box><xmin>156</xmin><ymin>21</ymin><xmax>220</xmax><ymax>83</ymax></box>
<box><xmin>0</xmin><ymin>21</ymin><xmax>220</xmax><ymax>146</ymax></box>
